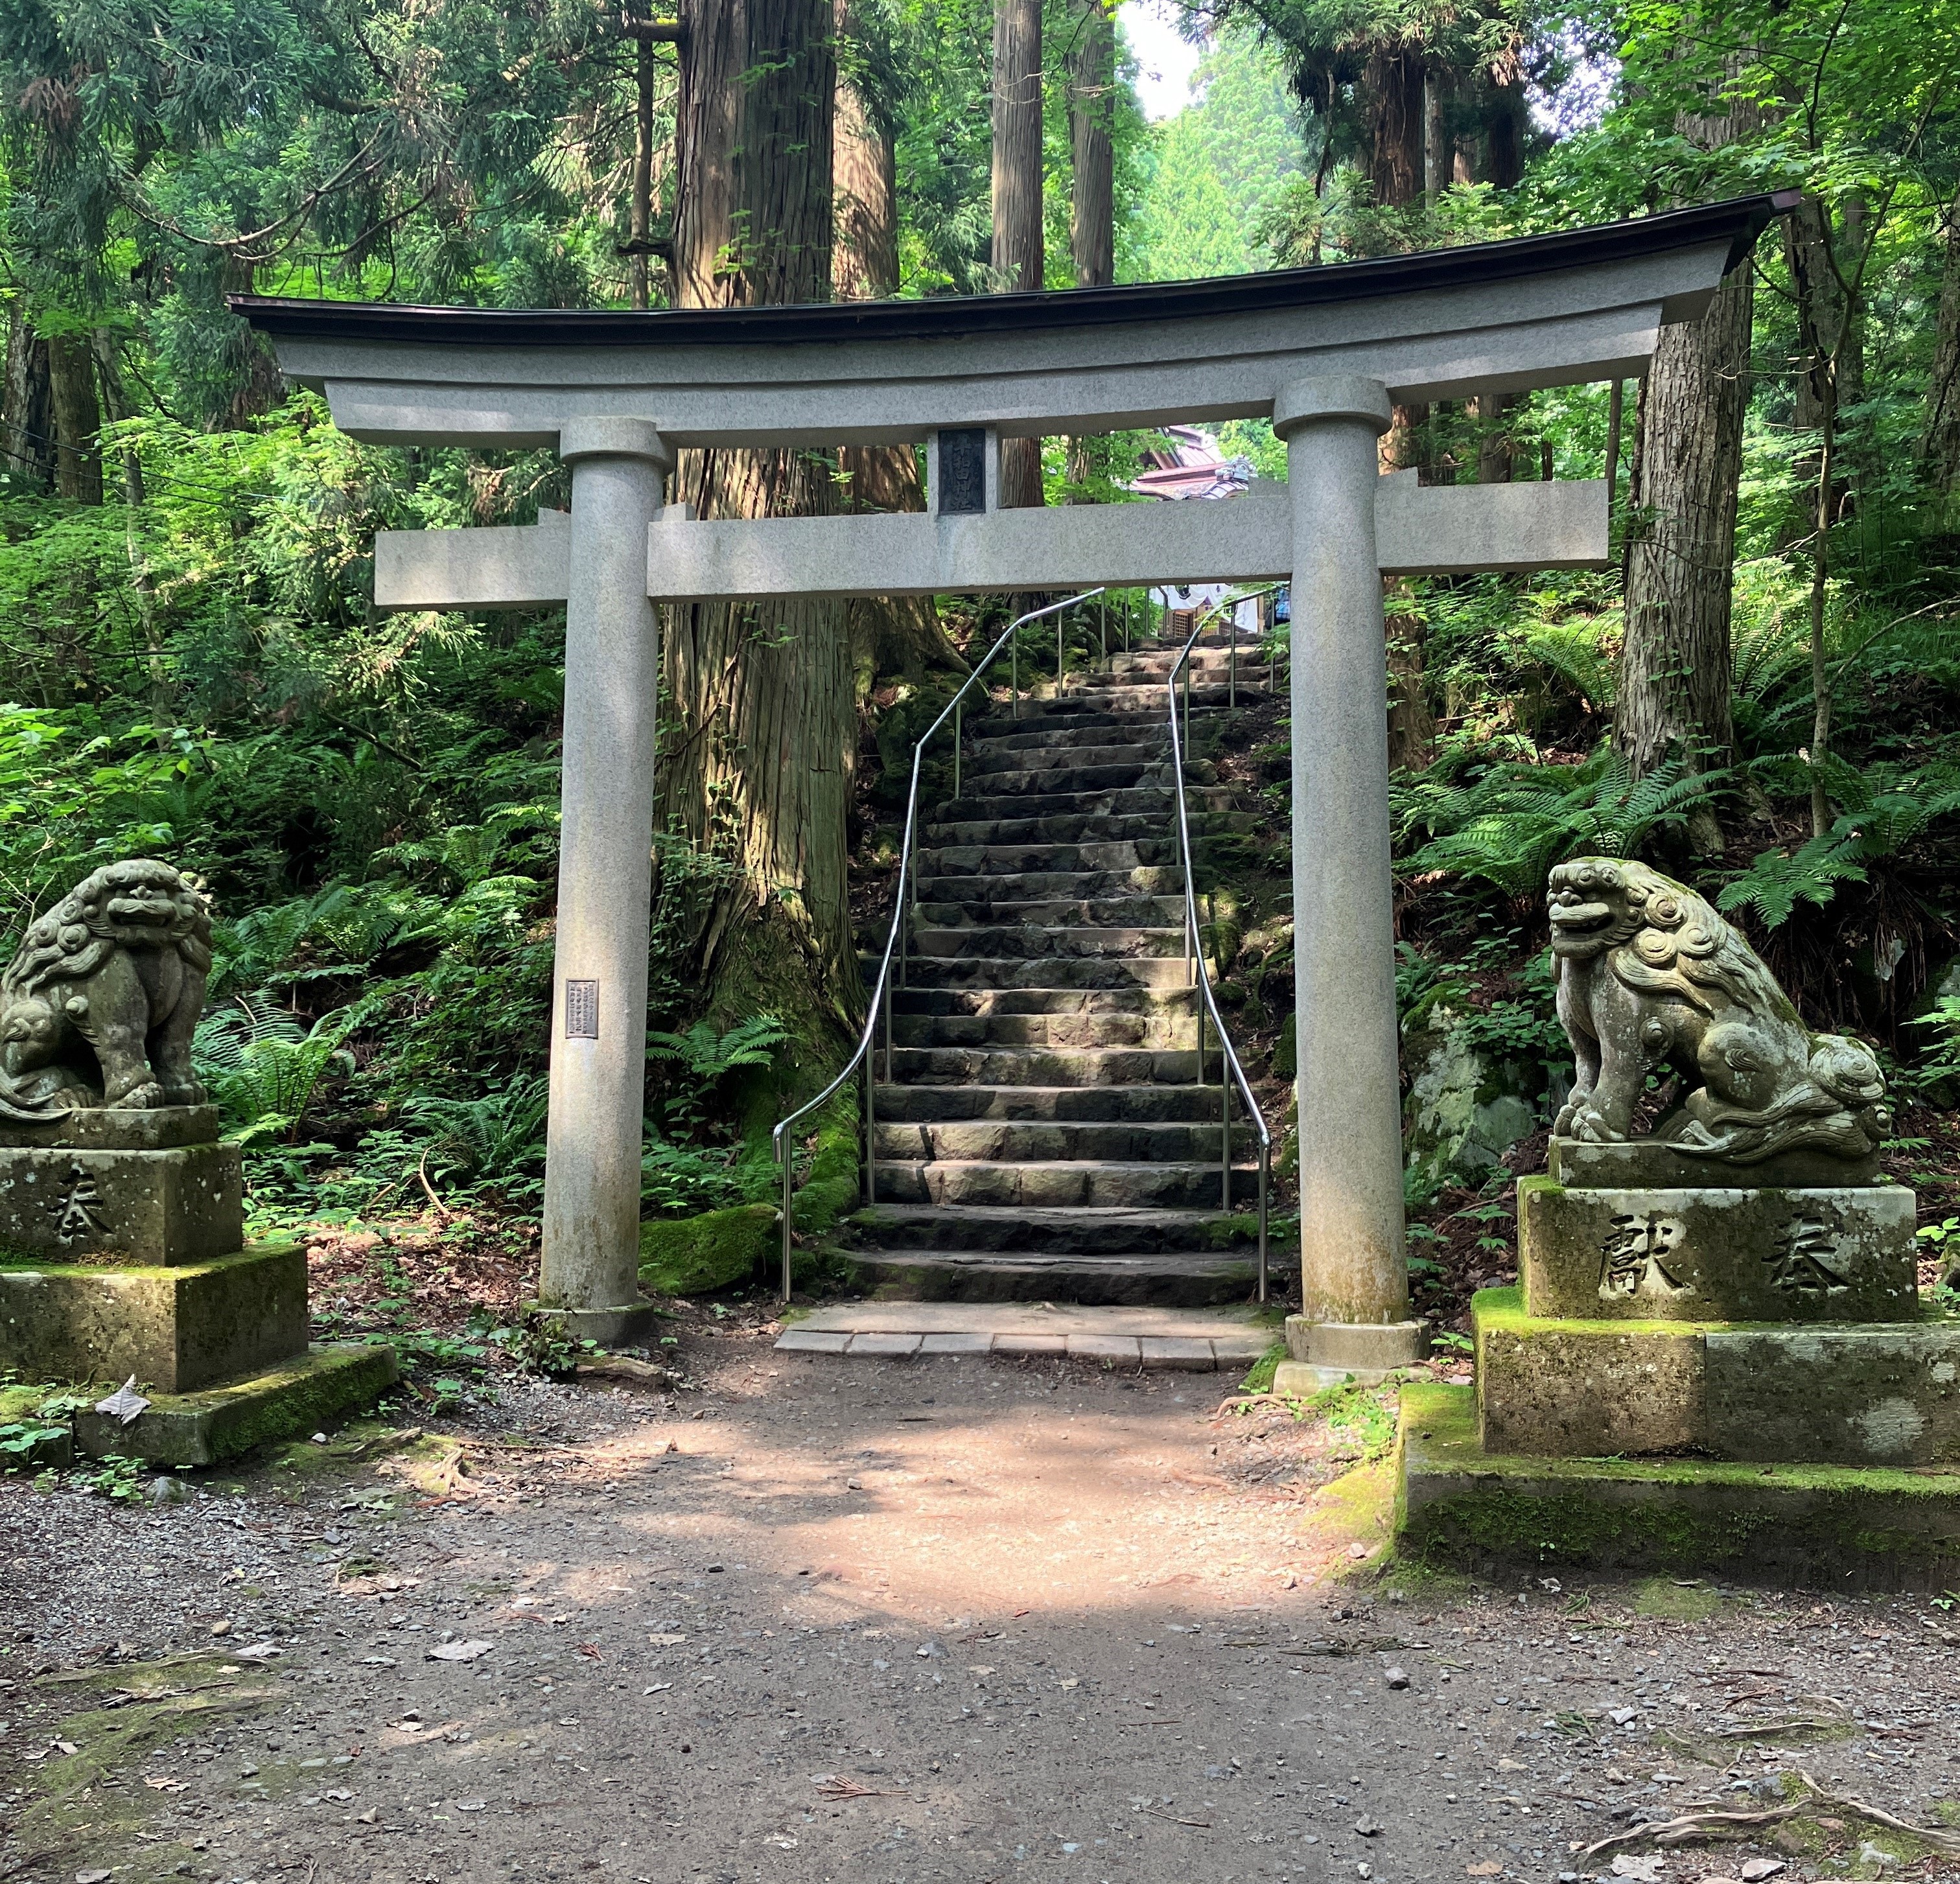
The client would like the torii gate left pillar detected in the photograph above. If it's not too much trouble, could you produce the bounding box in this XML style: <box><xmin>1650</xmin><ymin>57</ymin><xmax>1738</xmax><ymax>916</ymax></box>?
<box><xmin>540</xmin><ymin>418</ymin><xmax>668</xmax><ymax>1342</ymax></box>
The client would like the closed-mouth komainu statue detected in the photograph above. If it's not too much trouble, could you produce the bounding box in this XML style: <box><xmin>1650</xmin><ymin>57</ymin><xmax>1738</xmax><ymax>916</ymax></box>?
<box><xmin>0</xmin><ymin>859</ymin><xmax>213</xmax><ymax>1119</ymax></box>
<box><xmin>1546</xmin><ymin>856</ymin><xmax>1886</xmax><ymax>1163</ymax></box>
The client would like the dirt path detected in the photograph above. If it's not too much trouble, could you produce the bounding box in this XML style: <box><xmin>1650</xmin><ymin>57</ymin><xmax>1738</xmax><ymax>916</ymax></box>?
<box><xmin>3</xmin><ymin>1332</ymin><xmax>1958</xmax><ymax>1884</ymax></box>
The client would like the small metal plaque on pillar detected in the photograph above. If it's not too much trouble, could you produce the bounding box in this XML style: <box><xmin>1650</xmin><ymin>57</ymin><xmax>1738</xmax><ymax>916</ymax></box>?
<box><xmin>563</xmin><ymin>979</ymin><xmax>599</xmax><ymax>1039</ymax></box>
<box><xmin>935</xmin><ymin>429</ymin><xmax>987</xmax><ymax>515</ymax></box>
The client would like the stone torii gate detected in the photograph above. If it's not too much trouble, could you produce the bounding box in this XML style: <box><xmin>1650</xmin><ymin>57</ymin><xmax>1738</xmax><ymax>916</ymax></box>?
<box><xmin>236</xmin><ymin>191</ymin><xmax>1791</xmax><ymax>1353</ymax></box>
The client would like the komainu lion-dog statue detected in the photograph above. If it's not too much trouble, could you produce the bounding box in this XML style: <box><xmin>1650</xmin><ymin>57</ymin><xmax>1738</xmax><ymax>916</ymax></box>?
<box><xmin>1547</xmin><ymin>856</ymin><xmax>1887</xmax><ymax>1163</ymax></box>
<box><xmin>0</xmin><ymin>859</ymin><xmax>213</xmax><ymax>1119</ymax></box>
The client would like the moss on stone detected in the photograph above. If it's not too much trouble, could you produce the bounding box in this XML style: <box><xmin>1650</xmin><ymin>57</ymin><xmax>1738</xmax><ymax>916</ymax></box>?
<box><xmin>1397</xmin><ymin>1380</ymin><xmax>1960</xmax><ymax>1587</ymax></box>
<box><xmin>1239</xmin><ymin>1342</ymin><xmax>1285</xmax><ymax>1393</ymax></box>
<box><xmin>639</xmin><ymin>1202</ymin><xmax>777</xmax><ymax>1296</ymax></box>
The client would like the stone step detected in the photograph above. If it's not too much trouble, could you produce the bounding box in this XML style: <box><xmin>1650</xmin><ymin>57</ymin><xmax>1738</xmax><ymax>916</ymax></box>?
<box><xmin>914</xmin><ymin>894</ymin><xmax>1187</xmax><ymax>930</ymax></box>
<box><xmin>1005</xmin><ymin>681</ymin><xmax>1258</xmax><ymax>717</ymax></box>
<box><xmin>873</xmin><ymin>1158</ymin><xmax>1255</xmax><ymax>1209</ymax></box>
<box><xmin>889</xmin><ymin>1009</ymin><xmax>1193</xmax><ymax>1050</ymax></box>
<box><xmin>896</xmin><ymin>955</ymin><xmax>1196</xmax><ymax>990</ymax></box>
<box><xmin>913</xmin><ymin>862</ymin><xmax>1176</xmax><ymax>901</ymax></box>
<box><xmin>914</xmin><ymin>866</ymin><xmax>1183</xmax><ymax>899</ymax></box>
<box><xmin>890</xmin><ymin>985</ymin><xmax>1193</xmax><ymax>1018</ymax></box>
<box><xmin>872</xmin><ymin>1082</ymin><xmax>1228</xmax><ymax>1122</ymax></box>
<box><xmin>885</xmin><ymin>1044</ymin><xmax>1219</xmax><ymax>1086</ymax></box>
<box><xmin>847</xmin><ymin>1201</ymin><xmax>1257</xmax><ymax>1256</ymax></box>
<box><xmin>942</xmin><ymin>761</ymin><xmax>1197</xmax><ymax>802</ymax></box>
<box><xmin>918</xmin><ymin>808</ymin><xmax>1248</xmax><ymax>848</ymax></box>
<box><xmin>917</xmin><ymin>839</ymin><xmax>1180</xmax><ymax>875</ymax></box>
<box><xmin>909</xmin><ymin>924</ymin><xmax>1185</xmax><ymax>960</ymax></box>
<box><xmin>966</xmin><ymin>739</ymin><xmax>1170</xmax><ymax>774</ymax></box>
<box><xmin>776</xmin><ymin>1302</ymin><xmax>1272</xmax><ymax>1362</ymax></box>
<box><xmin>835</xmin><ymin>1250</ymin><xmax>1259</xmax><ymax>1308</ymax></box>
<box><xmin>968</xmin><ymin>715</ymin><xmax>1176</xmax><ymax>750</ymax></box>
<box><xmin>874</xmin><ymin>1118</ymin><xmax>1251</xmax><ymax>1162</ymax></box>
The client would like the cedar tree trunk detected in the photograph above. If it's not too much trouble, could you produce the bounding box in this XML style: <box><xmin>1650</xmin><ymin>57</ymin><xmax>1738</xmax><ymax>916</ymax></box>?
<box><xmin>664</xmin><ymin>0</ymin><xmax>858</xmax><ymax>1042</ymax></box>
<box><xmin>47</xmin><ymin>331</ymin><xmax>102</xmax><ymax>504</ymax></box>
<box><xmin>992</xmin><ymin>0</ymin><xmax>1044</xmax><ymax>507</ymax></box>
<box><xmin>1923</xmin><ymin>202</ymin><xmax>1960</xmax><ymax>506</ymax></box>
<box><xmin>834</xmin><ymin>27</ymin><xmax>966</xmax><ymax>682</ymax></box>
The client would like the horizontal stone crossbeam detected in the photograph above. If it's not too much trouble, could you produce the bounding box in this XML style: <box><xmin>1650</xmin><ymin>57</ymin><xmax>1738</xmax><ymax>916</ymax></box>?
<box><xmin>373</xmin><ymin>476</ymin><xmax>1609</xmax><ymax>611</ymax></box>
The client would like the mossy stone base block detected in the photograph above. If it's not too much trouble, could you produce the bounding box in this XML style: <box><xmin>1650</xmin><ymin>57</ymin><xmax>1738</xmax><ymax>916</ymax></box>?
<box><xmin>0</xmin><ymin>1244</ymin><xmax>305</xmax><ymax>1391</ymax></box>
<box><xmin>73</xmin><ymin>1342</ymin><xmax>399</xmax><ymax>1467</ymax></box>
<box><xmin>1475</xmin><ymin>1286</ymin><xmax>1704</xmax><ymax>1456</ymax></box>
<box><xmin>1519</xmin><ymin>1174</ymin><xmax>1915</xmax><ymax>1323</ymax></box>
<box><xmin>1474</xmin><ymin>1286</ymin><xmax>1960</xmax><ymax>1466</ymax></box>
<box><xmin>0</xmin><ymin>1106</ymin><xmax>221</xmax><ymax>1152</ymax></box>
<box><xmin>1397</xmin><ymin>1382</ymin><xmax>1960</xmax><ymax>1591</ymax></box>
<box><xmin>1707</xmin><ymin>1325</ymin><xmax>1960</xmax><ymax>1465</ymax></box>
<box><xmin>1547</xmin><ymin>1135</ymin><xmax>1881</xmax><ymax>1191</ymax></box>
<box><xmin>0</xmin><ymin>1142</ymin><xmax>244</xmax><ymax>1264</ymax></box>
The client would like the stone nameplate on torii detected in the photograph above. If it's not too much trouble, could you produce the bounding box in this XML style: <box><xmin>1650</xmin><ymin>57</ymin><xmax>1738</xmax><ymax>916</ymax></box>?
<box><xmin>234</xmin><ymin>191</ymin><xmax>1799</xmax><ymax>1362</ymax></box>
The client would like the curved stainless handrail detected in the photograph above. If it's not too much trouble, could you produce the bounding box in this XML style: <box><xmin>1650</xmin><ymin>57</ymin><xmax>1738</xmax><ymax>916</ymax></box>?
<box><xmin>770</xmin><ymin>587</ymin><xmax>1106</xmax><ymax>1301</ymax></box>
<box><xmin>1165</xmin><ymin>590</ymin><xmax>1279</xmax><ymax>1305</ymax></box>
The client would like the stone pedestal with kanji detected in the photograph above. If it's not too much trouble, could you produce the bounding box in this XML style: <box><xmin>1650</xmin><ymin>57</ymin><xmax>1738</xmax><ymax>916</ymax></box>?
<box><xmin>1395</xmin><ymin>857</ymin><xmax>1960</xmax><ymax>1588</ymax></box>
<box><xmin>0</xmin><ymin>859</ymin><xmax>395</xmax><ymax>1465</ymax></box>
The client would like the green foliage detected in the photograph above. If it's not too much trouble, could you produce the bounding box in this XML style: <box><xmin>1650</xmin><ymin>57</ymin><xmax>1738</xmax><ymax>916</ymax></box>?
<box><xmin>1394</xmin><ymin>749</ymin><xmax>1720</xmax><ymax>899</ymax></box>
<box><xmin>1716</xmin><ymin>766</ymin><xmax>1960</xmax><ymax>929</ymax></box>
<box><xmin>404</xmin><ymin>1076</ymin><xmax>551</xmax><ymax>1206</ymax></box>
<box><xmin>195</xmin><ymin>999</ymin><xmax>360</xmax><ymax>1145</ymax></box>
<box><xmin>67</xmin><ymin>1454</ymin><xmax>146</xmax><ymax>1503</ymax></box>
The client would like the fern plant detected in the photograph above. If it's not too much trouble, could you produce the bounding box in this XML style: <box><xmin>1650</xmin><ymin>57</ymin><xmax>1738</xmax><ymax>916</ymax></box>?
<box><xmin>644</xmin><ymin>1013</ymin><xmax>791</xmax><ymax>1135</ymax></box>
<box><xmin>404</xmin><ymin>1075</ymin><xmax>551</xmax><ymax>1200</ymax></box>
<box><xmin>1394</xmin><ymin>749</ymin><xmax>1720</xmax><ymax>898</ymax></box>
<box><xmin>194</xmin><ymin>997</ymin><xmax>359</xmax><ymax>1145</ymax></box>
<box><xmin>1716</xmin><ymin>763</ymin><xmax>1960</xmax><ymax>929</ymax></box>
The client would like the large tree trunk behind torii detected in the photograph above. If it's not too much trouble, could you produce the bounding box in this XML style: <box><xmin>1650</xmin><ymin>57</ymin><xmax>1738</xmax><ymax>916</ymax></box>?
<box><xmin>833</xmin><ymin>30</ymin><xmax>966</xmax><ymax>684</ymax></box>
<box><xmin>1924</xmin><ymin>202</ymin><xmax>1960</xmax><ymax>509</ymax></box>
<box><xmin>1615</xmin><ymin>81</ymin><xmax>1760</xmax><ymax>857</ymax></box>
<box><xmin>663</xmin><ymin>0</ymin><xmax>859</xmax><ymax>1046</ymax></box>
<box><xmin>992</xmin><ymin>0</ymin><xmax>1045</xmax><ymax>508</ymax></box>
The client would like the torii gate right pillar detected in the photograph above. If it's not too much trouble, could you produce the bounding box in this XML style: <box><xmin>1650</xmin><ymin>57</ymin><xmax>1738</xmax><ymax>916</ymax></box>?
<box><xmin>1274</xmin><ymin>375</ymin><xmax>1427</xmax><ymax>1382</ymax></box>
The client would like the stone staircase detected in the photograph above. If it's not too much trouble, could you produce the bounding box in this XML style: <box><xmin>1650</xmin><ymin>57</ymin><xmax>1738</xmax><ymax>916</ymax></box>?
<box><xmin>842</xmin><ymin>629</ymin><xmax>1270</xmax><ymax>1305</ymax></box>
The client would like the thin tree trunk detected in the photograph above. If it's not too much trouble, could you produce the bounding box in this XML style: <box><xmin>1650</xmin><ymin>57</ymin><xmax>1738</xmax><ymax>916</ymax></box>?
<box><xmin>1605</xmin><ymin>378</ymin><xmax>1625</xmax><ymax>514</ymax></box>
<box><xmin>833</xmin><ymin>18</ymin><xmax>966</xmax><ymax>684</ymax></box>
<box><xmin>1808</xmin><ymin>406</ymin><xmax>1836</xmax><ymax>838</ymax></box>
<box><xmin>47</xmin><ymin>332</ymin><xmax>102</xmax><ymax>504</ymax></box>
<box><xmin>1423</xmin><ymin>69</ymin><xmax>1447</xmax><ymax>199</ymax></box>
<box><xmin>2</xmin><ymin>309</ymin><xmax>54</xmax><ymax>492</ymax></box>
<box><xmin>1613</xmin><ymin>78</ymin><xmax>1758</xmax><ymax>857</ymax></box>
<box><xmin>993</xmin><ymin>0</ymin><xmax>1044</xmax><ymax>509</ymax></box>
<box><xmin>1068</xmin><ymin>0</ymin><xmax>1113</xmax><ymax>289</ymax></box>
<box><xmin>1919</xmin><ymin>197</ymin><xmax>1960</xmax><ymax>504</ymax></box>
<box><xmin>630</xmin><ymin>34</ymin><xmax>657</xmax><ymax>310</ymax></box>
<box><xmin>665</xmin><ymin>0</ymin><xmax>856</xmax><ymax>1040</ymax></box>
<box><xmin>1064</xmin><ymin>0</ymin><xmax>1114</xmax><ymax>496</ymax></box>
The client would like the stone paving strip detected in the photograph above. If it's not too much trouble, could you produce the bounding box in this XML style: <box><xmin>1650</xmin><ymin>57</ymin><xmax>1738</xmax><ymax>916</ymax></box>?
<box><xmin>775</xmin><ymin>1301</ymin><xmax>1272</xmax><ymax>1371</ymax></box>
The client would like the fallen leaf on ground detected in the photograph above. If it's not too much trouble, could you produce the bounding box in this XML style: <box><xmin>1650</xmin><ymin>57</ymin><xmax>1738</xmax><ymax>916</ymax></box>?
<box><xmin>94</xmin><ymin>1377</ymin><xmax>149</xmax><ymax>1424</ymax></box>
<box><xmin>1465</xmin><ymin>1865</ymin><xmax>1501</xmax><ymax>1878</ymax></box>
<box><xmin>1611</xmin><ymin>1857</ymin><xmax>1665</xmax><ymax>1882</ymax></box>
<box><xmin>143</xmin><ymin>1776</ymin><xmax>187</xmax><ymax>1791</ymax></box>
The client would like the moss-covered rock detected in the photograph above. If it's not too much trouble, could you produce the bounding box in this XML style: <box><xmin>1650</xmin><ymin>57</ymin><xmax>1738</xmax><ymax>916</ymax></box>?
<box><xmin>1397</xmin><ymin>1379</ymin><xmax>1960</xmax><ymax>1589</ymax></box>
<box><xmin>639</xmin><ymin>1202</ymin><xmax>777</xmax><ymax>1296</ymax></box>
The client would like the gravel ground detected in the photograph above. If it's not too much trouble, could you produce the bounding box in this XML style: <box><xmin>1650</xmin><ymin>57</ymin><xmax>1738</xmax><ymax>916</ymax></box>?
<box><xmin>3</xmin><ymin>1327</ymin><xmax>1958</xmax><ymax>1884</ymax></box>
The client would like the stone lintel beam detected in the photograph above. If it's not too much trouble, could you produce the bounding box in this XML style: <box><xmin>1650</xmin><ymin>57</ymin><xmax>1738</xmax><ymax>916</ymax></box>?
<box><xmin>369</xmin><ymin>478</ymin><xmax>1608</xmax><ymax>611</ymax></box>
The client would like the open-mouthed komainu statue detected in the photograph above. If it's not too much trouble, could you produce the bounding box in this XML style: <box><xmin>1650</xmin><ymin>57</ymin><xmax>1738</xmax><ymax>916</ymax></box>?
<box><xmin>0</xmin><ymin>859</ymin><xmax>213</xmax><ymax>1118</ymax></box>
<box><xmin>1547</xmin><ymin>856</ymin><xmax>1886</xmax><ymax>1163</ymax></box>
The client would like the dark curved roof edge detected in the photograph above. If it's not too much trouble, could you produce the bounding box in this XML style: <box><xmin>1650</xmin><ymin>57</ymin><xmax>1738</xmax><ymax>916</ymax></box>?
<box><xmin>231</xmin><ymin>192</ymin><xmax>1799</xmax><ymax>349</ymax></box>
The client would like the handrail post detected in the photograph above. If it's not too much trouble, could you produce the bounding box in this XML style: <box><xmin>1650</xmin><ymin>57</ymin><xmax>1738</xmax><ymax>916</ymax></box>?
<box><xmin>1220</xmin><ymin>1068</ymin><xmax>1231</xmax><ymax>1211</ymax></box>
<box><xmin>1057</xmin><ymin>609</ymin><xmax>1064</xmax><ymax>690</ymax></box>
<box><xmin>780</xmin><ymin>1134</ymin><xmax>793</xmax><ymax>1303</ymax></box>
<box><xmin>883</xmin><ymin>972</ymin><xmax>893</xmax><ymax>1081</ymax></box>
<box><xmin>1230</xmin><ymin>625</ymin><xmax>1237</xmax><ymax>710</ymax></box>
<box><xmin>953</xmin><ymin>700</ymin><xmax>961</xmax><ymax>801</ymax></box>
<box><xmin>1011</xmin><ymin>628</ymin><xmax>1018</xmax><ymax>718</ymax></box>
<box><xmin>865</xmin><ymin>1060</ymin><xmax>876</xmax><ymax>1205</ymax></box>
<box><xmin>1257</xmin><ymin>1141</ymin><xmax>1269</xmax><ymax>1306</ymax></box>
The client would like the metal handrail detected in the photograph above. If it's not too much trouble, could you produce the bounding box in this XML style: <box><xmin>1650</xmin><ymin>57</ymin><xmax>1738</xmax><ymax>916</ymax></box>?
<box><xmin>1166</xmin><ymin>592</ymin><xmax>1278</xmax><ymax>1305</ymax></box>
<box><xmin>770</xmin><ymin>587</ymin><xmax>1106</xmax><ymax>1301</ymax></box>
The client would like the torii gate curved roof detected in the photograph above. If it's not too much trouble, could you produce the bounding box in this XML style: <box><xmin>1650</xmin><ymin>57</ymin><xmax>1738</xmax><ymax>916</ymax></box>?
<box><xmin>233</xmin><ymin>193</ymin><xmax>1795</xmax><ymax>452</ymax></box>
